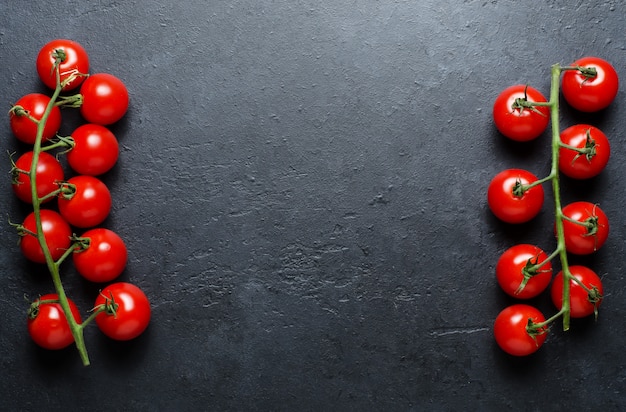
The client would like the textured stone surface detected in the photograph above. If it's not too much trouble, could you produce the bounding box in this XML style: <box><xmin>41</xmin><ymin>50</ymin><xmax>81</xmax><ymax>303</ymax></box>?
<box><xmin>1</xmin><ymin>0</ymin><xmax>625</xmax><ymax>410</ymax></box>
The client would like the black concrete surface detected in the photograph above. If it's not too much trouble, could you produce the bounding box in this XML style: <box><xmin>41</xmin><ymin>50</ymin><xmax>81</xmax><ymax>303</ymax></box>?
<box><xmin>1</xmin><ymin>1</ymin><xmax>625</xmax><ymax>410</ymax></box>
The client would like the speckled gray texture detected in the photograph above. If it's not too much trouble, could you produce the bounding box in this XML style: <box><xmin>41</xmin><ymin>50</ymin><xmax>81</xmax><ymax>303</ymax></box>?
<box><xmin>1</xmin><ymin>0</ymin><xmax>625</xmax><ymax>410</ymax></box>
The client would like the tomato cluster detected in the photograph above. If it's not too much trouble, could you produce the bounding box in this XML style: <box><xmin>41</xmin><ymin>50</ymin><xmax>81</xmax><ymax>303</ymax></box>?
<box><xmin>9</xmin><ymin>40</ymin><xmax>150</xmax><ymax>359</ymax></box>
<box><xmin>490</xmin><ymin>57</ymin><xmax>617</xmax><ymax>356</ymax></box>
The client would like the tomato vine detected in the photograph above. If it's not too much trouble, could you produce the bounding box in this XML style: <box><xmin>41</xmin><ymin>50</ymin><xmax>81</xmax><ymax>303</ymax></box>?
<box><xmin>9</xmin><ymin>40</ymin><xmax>150</xmax><ymax>366</ymax></box>
<box><xmin>490</xmin><ymin>58</ymin><xmax>617</xmax><ymax>356</ymax></box>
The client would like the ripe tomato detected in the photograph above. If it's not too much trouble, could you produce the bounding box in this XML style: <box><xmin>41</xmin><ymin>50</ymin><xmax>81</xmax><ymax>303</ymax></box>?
<box><xmin>551</xmin><ymin>266</ymin><xmax>603</xmax><ymax>318</ymax></box>
<box><xmin>79</xmin><ymin>73</ymin><xmax>129</xmax><ymax>125</ymax></box>
<box><xmin>561</xmin><ymin>57</ymin><xmax>618</xmax><ymax>112</ymax></box>
<box><xmin>9</xmin><ymin>93</ymin><xmax>62</xmax><ymax>145</ymax></box>
<box><xmin>20</xmin><ymin>209</ymin><xmax>72</xmax><ymax>264</ymax></box>
<box><xmin>560</xmin><ymin>201</ymin><xmax>609</xmax><ymax>255</ymax></box>
<box><xmin>12</xmin><ymin>151</ymin><xmax>64</xmax><ymax>204</ymax></box>
<box><xmin>36</xmin><ymin>39</ymin><xmax>89</xmax><ymax>91</ymax></box>
<box><xmin>558</xmin><ymin>124</ymin><xmax>610</xmax><ymax>179</ymax></box>
<box><xmin>493</xmin><ymin>85</ymin><xmax>550</xmax><ymax>142</ymax></box>
<box><xmin>95</xmin><ymin>283</ymin><xmax>151</xmax><ymax>341</ymax></box>
<box><xmin>488</xmin><ymin>169</ymin><xmax>545</xmax><ymax>224</ymax></box>
<box><xmin>73</xmin><ymin>228</ymin><xmax>128</xmax><ymax>283</ymax></box>
<box><xmin>28</xmin><ymin>294</ymin><xmax>82</xmax><ymax>350</ymax></box>
<box><xmin>494</xmin><ymin>304</ymin><xmax>547</xmax><ymax>356</ymax></box>
<box><xmin>67</xmin><ymin>124</ymin><xmax>119</xmax><ymax>176</ymax></box>
<box><xmin>58</xmin><ymin>176</ymin><xmax>112</xmax><ymax>228</ymax></box>
<box><xmin>496</xmin><ymin>244</ymin><xmax>552</xmax><ymax>299</ymax></box>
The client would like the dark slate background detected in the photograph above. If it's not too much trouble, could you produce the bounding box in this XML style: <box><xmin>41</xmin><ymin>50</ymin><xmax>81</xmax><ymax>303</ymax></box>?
<box><xmin>1</xmin><ymin>1</ymin><xmax>625</xmax><ymax>410</ymax></box>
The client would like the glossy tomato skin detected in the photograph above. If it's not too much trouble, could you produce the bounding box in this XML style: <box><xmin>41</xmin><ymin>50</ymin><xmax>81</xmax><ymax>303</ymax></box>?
<box><xmin>10</xmin><ymin>93</ymin><xmax>62</xmax><ymax>144</ymax></box>
<box><xmin>12</xmin><ymin>151</ymin><xmax>64</xmax><ymax>204</ymax></box>
<box><xmin>73</xmin><ymin>228</ymin><xmax>128</xmax><ymax>283</ymax></box>
<box><xmin>20</xmin><ymin>210</ymin><xmax>72</xmax><ymax>264</ymax></box>
<box><xmin>561</xmin><ymin>57</ymin><xmax>619</xmax><ymax>112</ymax></box>
<box><xmin>36</xmin><ymin>39</ymin><xmax>89</xmax><ymax>91</ymax></box>
<box><xmin>488</xmin><ymin>169</ymin><xmax>544</xmax><ymax>224</ymax></box>
<box><xmin>28</xmin><ymin>294</ymin><xmax>82</xmax><ymax>350</ymax></box>
<box><xmin>496</xmin><ymin>244</ymin><xmax>552</xmax><ymax>299</ymax></box>
<box><xmin>95</xmin><ymin>283</ymin><xmax>151</xmax><ymax>341</ymax></box>
<box><xmin>67</xmin><ymin>124</ymin><xmax>119</xmax><ymax>176</ymax></box>
<box><xmin>58</xmin><ymin>175</ymin><xmax>112</xmax><ymax>228</ymax></box>
<box><xmin>79</xmin><ymin>73</ymin><xmax>129</xmax><ymax>125</ymax></box>
<box><xmin>560</xmin><ymin>201</ymin><xmax>609</xmax><ymax>255</ymax></box>
<box><xmin>493</xmin><ymin>85</ymin><xmax>550</xmax><ymax>142</ymax></box>
<box><xmin>551</xmin><ymin>266</ymin><xmax>603</xmax><ymax>318</ymax></box>
<box><xmin>494</xmin><ymin>304</ymin><xmax>547</xmax><ymax>356</ymax></box>
<box><xmin>559</xmin><ymin>124</ymin><xmax>610</xmax><ymax>179</ymax></box>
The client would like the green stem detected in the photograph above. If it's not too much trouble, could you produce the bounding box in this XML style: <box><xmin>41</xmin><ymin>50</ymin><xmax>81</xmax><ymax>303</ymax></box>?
<box><xmin>548</xmin><ymin>63</ymin><xmax>571</xmax><ymax>331</ymax></box>
<box><xmin>29</xmin><ymin>67</ymin><xmax>90</xmax><ymax>366</ymax></box>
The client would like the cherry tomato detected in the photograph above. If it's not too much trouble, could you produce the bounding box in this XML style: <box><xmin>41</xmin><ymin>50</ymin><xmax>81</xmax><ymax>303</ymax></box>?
<box><xmin>58</xmin><ymin>175</ymin><xmax>112</xmax><ymax>228</ymax></box>
<box><xmin>551</xmin><ymin>266</ymin><xmax>603</xmax><ymax>318</ymax></box>
<box><xmin>493</xmin><ymin>85</ymin><xmax>550</xmax><ymax>142</ymax></box>
<box><xmin>36</xmin><ymin>39</ymin><xmax>89</xmax><ymax>91</ymax></box>
<box><xmin>488</xmin><ymin>169</ymin><xmax>545</xmax><ymax>224</ymax></box>
<box><xmin>12</xmin><ymin>151</ymin><xmax>64</xmax><ymax>204</ymax></box>
<box><xmin>67</xmin><ymin>124</ymin><xmax>119</xmax><ymax>176</ymax></box>
<box><xmin>9</xmin><ymin>93</ymin><xmax>62</xmax><ymax>145</ymax></box>
<box><xmin>20</xmin><ymin>209</ymin><xmax>72</xmax><ymax>264</ymax></box>
<box><xmin>561</xmin><ymin>57</ymin><xmax>619</xmax><ymax>112</ymax></box>
<box><xmin>558</xmin><ymin>124</ymin><xmax>610</xmax><ymax>179</ymax></box>
<box><xmin>73</xmin><ymin>228</ymin><xmax>127</xmax><ymax>283</ymax></box>
<box><xmin>496</xmin><ymin>244</ymin><xmax>552</xmax><ymax>299</ymax></box>
<box><xmin>494</xmin><ymin>304</ymin><xmax>547</xmax><ymax>356</ymax></box>
<box><xmin>560</xmin><ymin>201</ymin><xmax>609</xmax><ymax>255</ymax></box>
<box><xmin>95</xmin><ymin>283</ymin><xmax>151</xmax><ymax>341</ymax></box>
<box><xmin>28</xmin><ymin>294</ymin><xmax>82</xmax><ymax>350</ymax></box>
<box><xmin>79</xmin><ymin>73</ymin><xmax>129</xmax><ymax>125</ymax></box>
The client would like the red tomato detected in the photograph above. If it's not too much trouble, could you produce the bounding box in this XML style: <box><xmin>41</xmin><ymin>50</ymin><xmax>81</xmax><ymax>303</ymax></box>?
<box><xmin>488</xmin><ymin>169</ymin><xmax>545</xmax><ymax>224</ymax></box>
<box><xmin>9</xmin><ymin>93</ymin><xmax>62</xmax><ymax>145</ymax></box>
<box><xmin>73</xmin><ymin>228</ymin><xmax>127</xmax><ymax>283</ymax></box>
<box><xmin>12</xmin><ymin>151</ymin><xmax>64</xmax><ymax>204</ymax></box>
<box><xmin>494</xmin><ymin>304</ymin><xmax>547</xmax><ymax>356</ymax></box>
<box><xmin>95</xmin><ymin>283</ymin><xmax>151</xmax><ymax>341</ymax></box>
<box><xmin>67</xmin><ymin>124</ymin><xmax>119</xmax><ymax>175</ymax></box>
<box><xmin>496</xmin><ymin>244</ymin><xmax>552</xmax><ymax>299</ymax></box>
<box><xmin>36</xmin><ymin>39</ymin><xmax>89</xmax><ymax>91</ymax></box>
<box><xmin>560</xmin><ymin>201</ymin><xmax>609</xmax><ymax>255</ymax></box>
<box><xmin>558</xmin><ymin>124</ymin><xmax>610</xmax><ymax>179</ymax></box>
<box><xmin>493</xmin><ymin>85</ymin><xmax>550</xmax><ymax>142</ymax></box>
<box><xmin>58</xmin><ymin>176</ymin><xmax>112</xmax><ymax>228</ymax></box>
<box><xmin>20</xmin><ymin>209</ymin><xmax>72</xmax><ymax>264</ymax></box>
<box><xmin>28</xmin><ymin>294</ymin><xmax>82</xmax><ymax>350</ymax></box>
<box><xmin>551</xmin><ymin>266</ymin><xmax>603</xmax><ymax>318</ymax></box>
<box><xmin>561</xmin><ymin>57</ymin><xmax>618</xmax><ymax>112</ymax></box>
<box><xmin>79</xmin><ymin>73</ymin><xmax>129</xmax><ymax>125</ymax></box>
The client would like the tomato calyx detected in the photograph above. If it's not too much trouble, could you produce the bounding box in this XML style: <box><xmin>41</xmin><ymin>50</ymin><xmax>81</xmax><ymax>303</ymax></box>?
<box><xmin>57</xmin><ymin>181</ymin><xmax>77</xmax><ymax>200</ymax></box>
<box><xmin>511</xmin><ymin>85</ymin><xmax>548</xmax><ymax>116</ymax></box>
<box><xmin>8</xmin><ymin>104</ymin><xmax>39</xmax><ymax>124</ymax></box>
<box><xmin>525</xmin><ymin>318</ymin><xmax>549</xmax><ymax>343</ymax></box>
<box><xmin>96</xmin><ymin>291</ymin><xmax>120</xmax><ymax>318</ymax></box>
<box><xmin>27</xmin><ymin>296</ymin><xmax>61</xmax><ymax>320</ymax></box>
<box><xmin>515</xmin><ymin>254</ymin><xmax>552</xmax><ymax>295</ymax></box>
<box><xmin>560</xmin><ymin>128</ymin><xmax>597</xmax><ymax>164</ymax></box>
